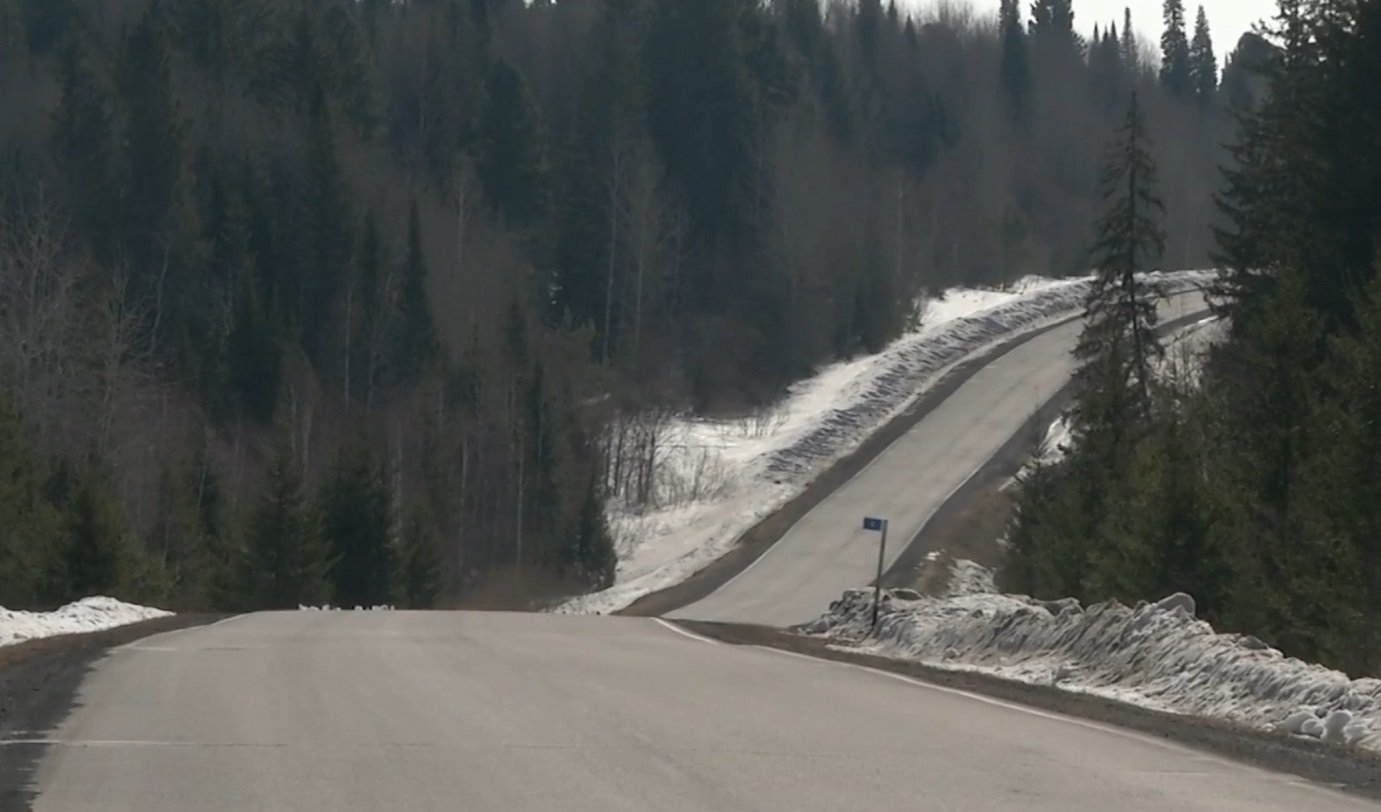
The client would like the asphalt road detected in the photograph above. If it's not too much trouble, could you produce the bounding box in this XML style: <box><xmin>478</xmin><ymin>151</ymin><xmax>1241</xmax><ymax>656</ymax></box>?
<box><xmin>17</xmin><ymin>611</ymin><xmax>1378</xmax><ymax>811</ymax></box>
<box><xmin>670</xmin><ymin>293</ymin><xmax>1209</xmax><ymax>627</ymax></box>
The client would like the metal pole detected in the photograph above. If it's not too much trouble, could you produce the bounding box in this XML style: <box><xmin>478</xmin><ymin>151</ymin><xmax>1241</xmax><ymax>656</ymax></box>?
<box><xmin>871</xmin><ymin>520</ymin><xmax>888</xmax><ymax>630</ymax></box>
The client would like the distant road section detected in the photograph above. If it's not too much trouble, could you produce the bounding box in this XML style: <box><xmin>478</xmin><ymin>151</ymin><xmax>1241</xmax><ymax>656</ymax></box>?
<box><xmin>669</xmin><ymin>293</ymin><xmax>1207</xmax><ymax>626</ymax></box>
<box><xmin>21</xmin><ymin>611</ymin><xmax>1376</xmax><ymax>812</ymax></box>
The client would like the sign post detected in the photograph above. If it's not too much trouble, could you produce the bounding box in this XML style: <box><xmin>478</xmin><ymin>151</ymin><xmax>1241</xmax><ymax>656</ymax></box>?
<box><xmin>862</xmin><ymin>517</ymin><xmax>889</xmax><ymax>630</ymax></box>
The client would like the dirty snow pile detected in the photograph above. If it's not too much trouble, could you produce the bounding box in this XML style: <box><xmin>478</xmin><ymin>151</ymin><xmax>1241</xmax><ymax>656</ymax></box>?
<box><xmin>803</xmin><ymin>582</ymin><xmax>1381</xmax><ymax>753</ymax></box>
<box><xmin>944</xmin><ymin>558</ymin><xmax>998</xmax><ymax>597</ymax></box>
<box><xmin>558</xmin><ymin>271</ymin><xmax>1212</xmax><ymax>615</ymax></box>
<box><xmin>0</xmin><ymin>597</ymin><xmax>172</xmax><ymax>648</ymax></box>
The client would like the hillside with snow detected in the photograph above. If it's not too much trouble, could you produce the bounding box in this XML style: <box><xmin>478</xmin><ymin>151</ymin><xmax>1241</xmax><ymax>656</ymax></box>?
<box><xmin>559</xmin><ymin>271</ymin><xmax>1212</xmax><ymax>615</ymax></box>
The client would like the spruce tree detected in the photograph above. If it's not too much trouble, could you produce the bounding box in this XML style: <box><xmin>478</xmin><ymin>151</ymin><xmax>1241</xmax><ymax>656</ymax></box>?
<box><xmin>395</xmin><ymin>509</ymin><xmax>442</xmax><ymax>609</ymax></box>
<box><xmin>999</xmin><ymin>0</ymin><xmax>1030</xmax><ymax>117</ymax></box>
<box><xmin>114</xmin><ymin>0</ymin><xmax>194</xmax><ymax>318</ymax></box>
<box><xmin>61</xmin><ymin>462</ymin><xmax>136</xmax><ymax>601</ymax></box>
<box><xmin>1072</xmin><ymin>92</ymin><xmax>1167</xmax><ymax>450</ymax></box>
<box><xmin>1189</xmin><ymin>6</ymin><xmax>1217</xmax><ymax>105</ymax></box>
<box><xmin>1121</xmin><ymin>7</ymin><xmax>1138</xmax><ymax>72</ymax></box>
<box><xmin>241</xmin><ymin>438</ymin><xmax>331</xmax><ymax>609</ymax></box>
<box><xmin>477</xmin><ymin>59</ymin><xmax>546</xmax><ymax>228</ymax></box>
<box><xmin>322</xmin><ymin>441</ymin><xmax>393</xmax><ymax>607</ymax></box>
<box><xmin>1160</xmin><ymin>0</ymin><xmax>1192</xmax><ymax>96</ymax></box>
<box><xmin>0</xmin><ymin>399</ymin><xmax>63</xmax><ymax>608</ymax></box>
<box><xmin>52</xmin><ymin>38</ymin><xmax>114</xmax><ymax>258</ymax></box>
<box><xmin>1028</xmin><ymin>0</ymin><xmax>1079</xmax><ymax>60</ymax></box>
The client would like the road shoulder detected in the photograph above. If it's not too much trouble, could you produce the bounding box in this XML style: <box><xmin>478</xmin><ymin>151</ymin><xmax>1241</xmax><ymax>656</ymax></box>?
<box><xmin>0</xmin><ymin>614</ymin><xmax>226</xmax><ymax>812</ymax></box>
<box><xmin>672</xmin><ymin>619</ymin><xmax>1381</xmax><ymax>804</ymax></box>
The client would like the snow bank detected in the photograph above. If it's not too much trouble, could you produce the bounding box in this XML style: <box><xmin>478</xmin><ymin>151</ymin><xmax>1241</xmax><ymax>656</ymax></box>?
<box><xmin>0</xmin><ymin>596</ymin><xmax>172</xmax><ymax>648</ymax></box>
<box><xmin>945</xmin><ymin>558</ymin><xmax>997</xmax><ymax>597</ymax></box>
<box><xmin>804</xmin><ymin>586</ymin><xmax>1381</xmax><ymax>752</ymax></box>
<box><xmin>558</xmin><ymin>271</ymin><xmax>1213</xmax><ymax>615</ymax></box>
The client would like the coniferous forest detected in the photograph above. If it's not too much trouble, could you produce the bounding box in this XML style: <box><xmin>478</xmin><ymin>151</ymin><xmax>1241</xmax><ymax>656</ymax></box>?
<box><xmin>0</xmin><ymin>0</ymin><xmax>1268</xmax><ymax>613</ymax></box>
<box><xmin>1007</xmin><ymin>0</ymin><xmax>1381</xmax><ymax>675</ymax></box>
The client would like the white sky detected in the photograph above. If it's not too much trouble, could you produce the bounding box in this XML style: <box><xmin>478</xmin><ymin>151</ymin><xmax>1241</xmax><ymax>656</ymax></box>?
<box><xmin>901</xmin><ymin>0</ymin><xmax>1275</xmax><ymax>60</ymax></box>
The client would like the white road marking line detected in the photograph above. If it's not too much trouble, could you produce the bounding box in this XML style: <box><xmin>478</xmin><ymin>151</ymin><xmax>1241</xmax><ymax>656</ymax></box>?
<box><xmin>752</xmin><ymin>644</ymin><xmax>1365</xmax><ymax>802</ymax></box>
<box><xmin>652</xmin><ymin>618</ymin><xmax>720</xmax><ymax>645</ymax></box>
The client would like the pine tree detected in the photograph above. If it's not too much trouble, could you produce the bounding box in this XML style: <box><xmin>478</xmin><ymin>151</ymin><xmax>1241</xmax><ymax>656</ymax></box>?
<box><xmin>999</xmin><ymin>0</ymin><xmax>1030</xmax><ymax>116</ymax></box>
<box><xmin>114</xmin><ymin>0</ymin><xmax>195</xmax><ymax>319</ymax></box>
<box><xmin>1072</xmin><ymin>92</ymin><xmax>1167</xmax><ymax>449</ymax></box>
<box><xmin>1160</xmin><ymin>0</ymin><xmax>1191</xmax><ymax>96</ymax></box>
<box><xmin>241</xmin><ymin>438</ymin><xmax>331</xmax><ymax>609</ymax></box>
<box><xmin>1121</xmin><ymin>7</ymin><xmax>1138</xmax><ymax>73</ymax></box>
<box><xmin>395</xmin><ymin>509</ymin><xmax>442</xmax><ymax>609</ymax></box>
<box><xmin>1028</xmin><ymin>0</ymin><xmax>1079</xmax><ymax>60</ymax></box>
<box><xmin>322</xmin><ymin>441</ymin><xmax>393</xmax><ymax>607</ymax></box>
<box><xmin>0</xmin><ymin>399</ymin><xmax>63</xmax><ymax>608</ymax></box>
<box><xmin>1314</xmin><ymin>264</ymin><xmax>1381</xmax><ymax>672</ymax></box>
<box><xmin>477</xmin><ymin>59</ymin><xmax>546</xmax><ymax>228</ymax></box>
<box><xmin>60</xmin><ymin>462</ymin><xmax>136</xmax><ymax>601</ymax></box>
<box><xmin>1189</xmin><ymin>6</ymin><xmax>1217</xmax><ymax>105</ymax></box>
<box><xmin>52</xmin><ymin>38</ymin><xmax>114</xmax><ymax>258</ymax></box>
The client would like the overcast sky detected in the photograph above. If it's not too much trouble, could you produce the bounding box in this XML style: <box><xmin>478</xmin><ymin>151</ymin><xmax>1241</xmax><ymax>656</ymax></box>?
<box><xmin>900</xmin><ymin>0</ymin><xmax>1275</xmax><ymax>62</ymax></box>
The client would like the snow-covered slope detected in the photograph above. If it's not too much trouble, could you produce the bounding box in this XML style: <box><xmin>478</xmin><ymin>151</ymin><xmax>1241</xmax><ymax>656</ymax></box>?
<box><xmin>0</xmin><ymin>597</ymin><xmax>172</xmax><ymax>648</ymax></box>
<box><xmin>805</xmin><ymin>581</ymin><xmax>1381</xmax><ymax>753</ymax></box>
<box><xmin>558</xmin><ymin>271</ymin><xmax>1213</xmax><ymax>615</ymax></box>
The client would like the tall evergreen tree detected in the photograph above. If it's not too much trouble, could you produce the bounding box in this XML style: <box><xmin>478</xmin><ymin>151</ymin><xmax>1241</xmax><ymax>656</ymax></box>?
<box><xmin>1073</xmin><ymin>92</ymin><xmax>1167</xmax><ymax>442</ymax></box>
<box><xmin>477</xmin><ymin>59</ymin><xmax>547</xmax><ymax>228</ymax></box>
<box><xmin>240</xmin><ymin>439</ymin><xmax>331</xmax><ymax>609</ymax></box>
<box><xmin>1160</xmin><ymin>0</ymin><xmax>1191</xmax><ymax>96</ymax></box>
<box><xmin>322</xmin><ymin>441</ymin><xmax>393</xmax><ymax>607</ymax></box>
<box><xmin>395</xmin><ymin>509</ymin><xmax>441</xmax><ymax>609</ymax></box>
<box><xmin>0</xmin><ymin>399</ymin><xmax>63</xmax><ymax>608</ymax></box>
<box><xmin>114</xmin><ymin>0</ymin><xmax>195</xmax><ymax>323</ymax></box>
<box><xmin>60</xmin><ymin>463</ymin><xmax>136</xmax><ymax>601</ymax></box>
<box><xmin>1121</xmin><ymin>7</ymin><xmax>1138</xmax><ymax>72</ymax></box>
<box><xmin>999</xmin><ymin>0</ymin><xmax>1030</xmax><ymax>116</ymax></box>
<box><xmin>1189</xmin><ymin>6</ymin><xmax>1217</xmax><ymax>104</ymax></box>
<box><xmin>1028</xmin><ymin>0</ymin><xmax>1079</xmax><ymax>60</ymax></box>
<box><xmin>52</xmin><ymin>38</ymin><xmax>114</xmax><ymax>257</ymax></box>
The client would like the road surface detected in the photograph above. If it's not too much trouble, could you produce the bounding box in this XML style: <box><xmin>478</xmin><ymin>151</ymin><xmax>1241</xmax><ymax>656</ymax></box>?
<box><xmin>670</xmin><ymin>293</ymin><xmax>1208</xmax><ymax>626</ymax></box>
<box><xmin>16</xmin><ymin>611</ymin><xmax>1376</xmax><ymax>811</ymax></box>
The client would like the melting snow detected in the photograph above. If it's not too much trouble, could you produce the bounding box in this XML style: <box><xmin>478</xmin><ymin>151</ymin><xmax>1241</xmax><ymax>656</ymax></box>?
<box><xmin>944</xmin><ymin>558</ymin><xmax>998</xmax><ymax>597</ymax></box>
<box><xmin>0</xmin><ymin>596</ymin><xmax>172</xmax><ymax>648</ymax></box>
<box><xmin>803</xmin><ymin>584</ymin><xmax>1381</xmax><ymax>753</ymax></box>
<box><xmin>558</xmin><ymin>271</ymin><xmax>1214</xmax><ymax>615</ymax></box>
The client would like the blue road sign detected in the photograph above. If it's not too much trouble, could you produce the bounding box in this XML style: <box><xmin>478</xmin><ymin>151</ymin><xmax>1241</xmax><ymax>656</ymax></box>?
<box><xmin>862</xmin><ymin>517</ymin><xmax>884</xmax><ymax>531</ymax></box>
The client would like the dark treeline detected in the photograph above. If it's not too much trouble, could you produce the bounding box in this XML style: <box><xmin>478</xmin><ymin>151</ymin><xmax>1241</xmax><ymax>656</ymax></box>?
<box><xmin>0</xmin><ymin>0</ymin><xmax>1235</xmax><ymax>611</ymax></box>
<box><xmin>1007</xmin><ymin>0</ymin><xmax>1381</xmax><ymax>675</ymax></box>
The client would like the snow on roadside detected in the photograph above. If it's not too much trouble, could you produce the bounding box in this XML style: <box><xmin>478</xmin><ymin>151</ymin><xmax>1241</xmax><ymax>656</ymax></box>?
<box><xmin>0</xmin><ymin>597</ymin><xmax>172</xmax><ymax>648</ymax></box>
<box><xmin>1015</xmin><ymin>312</ymin><xmax>1224</xmax><ymax>480</ymax></box>
<box><xmin>944</xmin><ymin>558</ymin><xmax>997</xmax><ymax>597</ymax></box>
<box><xmin>558</xmin><ymin>271</ymin><xmax>1214</xmax><ymax>615</ymax></box>
<box><xmin>803</xmin><ymin>585</ymin><xmax>1381</xmax><ymax>753</ymax></box>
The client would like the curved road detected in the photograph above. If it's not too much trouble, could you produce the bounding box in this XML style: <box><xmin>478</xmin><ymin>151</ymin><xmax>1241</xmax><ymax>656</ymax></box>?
<box><xmin>19</xmin><ymin>612</ymin><xmax>1376</xmax><ymax>811</ymax></box>
<box><xmin>19</xmin><ymin>289</ymin><xmax>1371</xmax><ymax>811</ymax></box>
<box><xmin>670</xmin><ymin>292</ymin><xmax>1208</xmax><ymax>626</ymax></box>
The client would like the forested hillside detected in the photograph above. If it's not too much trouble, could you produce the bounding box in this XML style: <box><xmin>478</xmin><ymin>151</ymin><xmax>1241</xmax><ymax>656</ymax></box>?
<box><xmin>0</xmin><ymin>0</ymin><xmax>1234</xmax><ymax>611</ymax></box>
<box><xmin>1007</xmin><ymin>0</ymin><xmax>1381</xmax><ymax>675</ymax></box>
